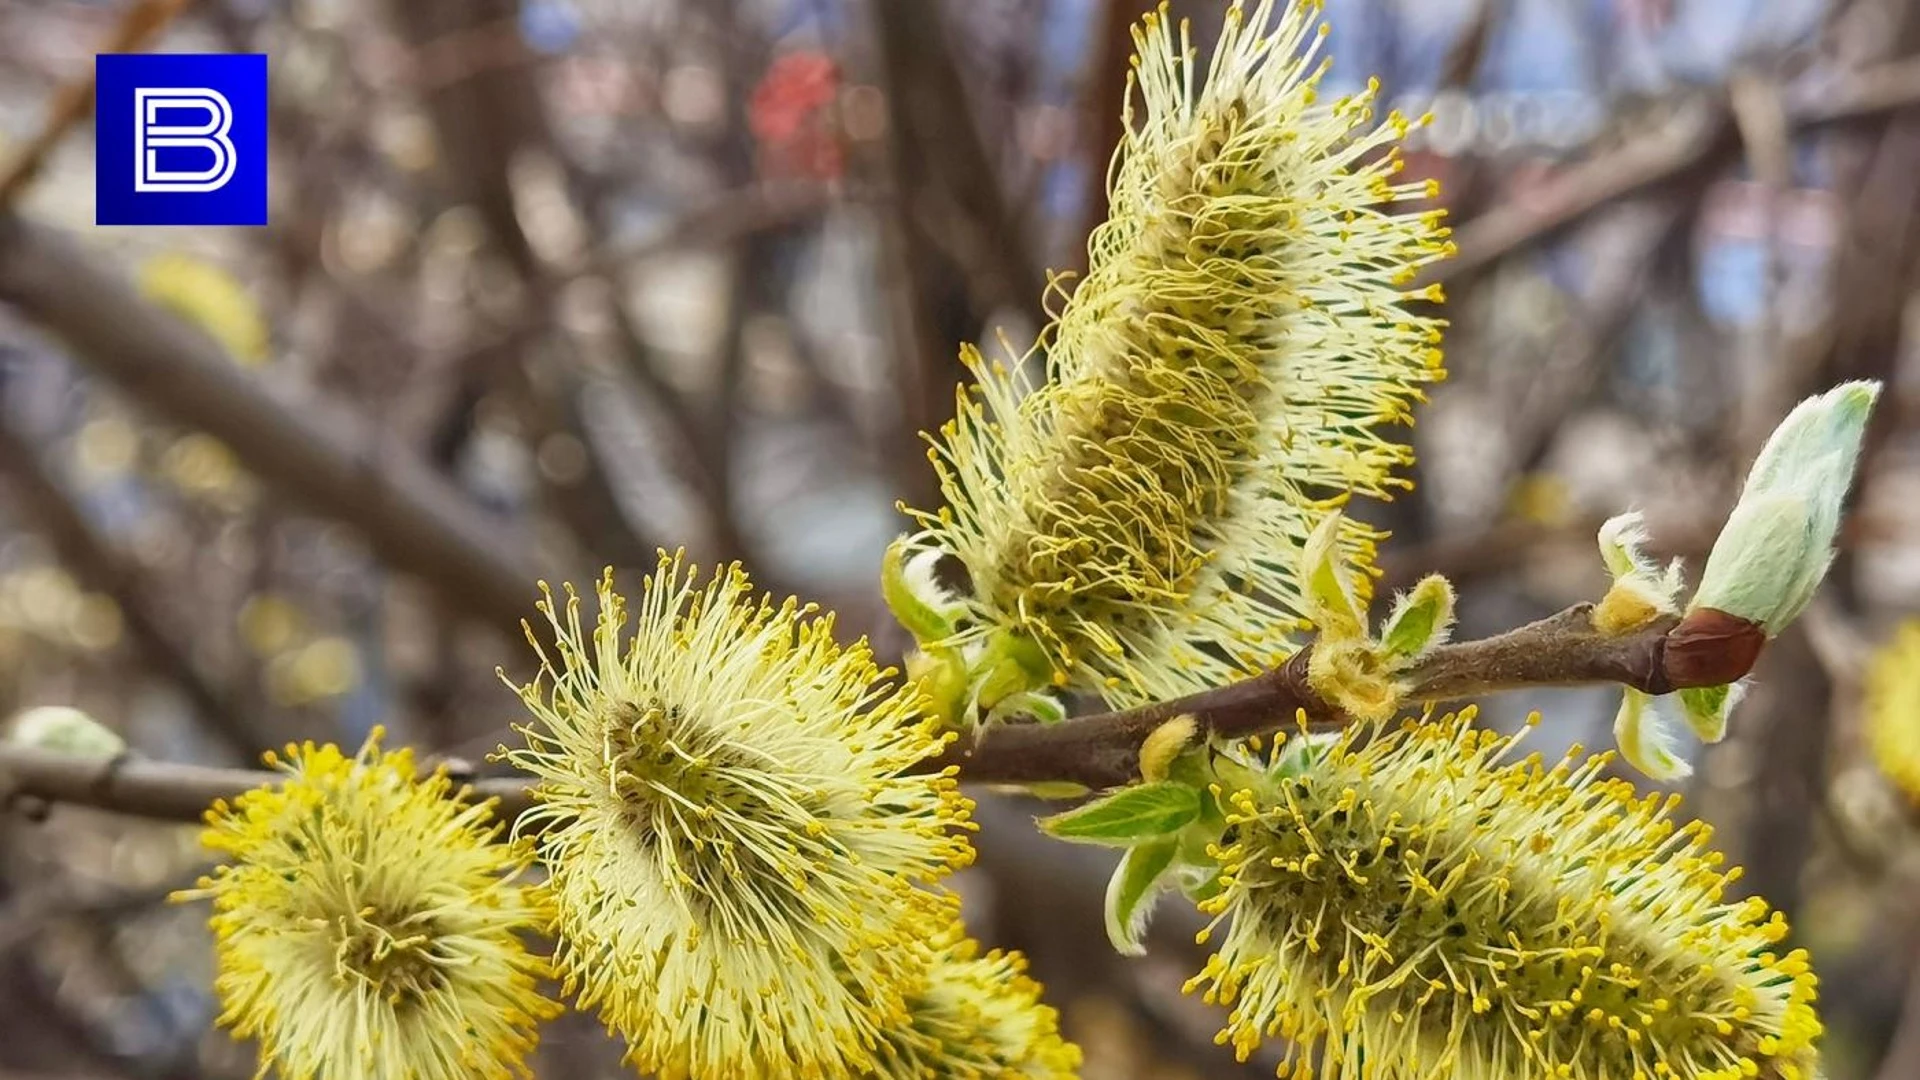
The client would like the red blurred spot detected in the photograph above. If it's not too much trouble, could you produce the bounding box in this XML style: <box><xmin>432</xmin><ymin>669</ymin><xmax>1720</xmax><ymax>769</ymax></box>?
<box><xmin>750</xmin><ymin>50</ymin><xmax>844</xmax><ymax>182</ymax></box>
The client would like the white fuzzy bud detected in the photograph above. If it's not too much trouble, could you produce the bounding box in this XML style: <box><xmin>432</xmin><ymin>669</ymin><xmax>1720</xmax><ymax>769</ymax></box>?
<box><xmin>1691</xmin><ymin>381</ymin><xmax>1878</xmax><ymax>635</ymax></box>
<box><xmin>6</xmin><ymin>706</ymin><xmax>125</xmax><ymax>758</ymax></box>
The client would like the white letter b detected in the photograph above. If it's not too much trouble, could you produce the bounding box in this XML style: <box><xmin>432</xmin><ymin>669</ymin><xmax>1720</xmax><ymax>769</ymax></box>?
<box><xmin>134</xmin><ymin>88</ymin><xmax>238</xmax><ymax>193</ymax></box>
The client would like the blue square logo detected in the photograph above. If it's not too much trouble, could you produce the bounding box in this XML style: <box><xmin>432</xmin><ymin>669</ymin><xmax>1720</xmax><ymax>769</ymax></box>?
<box><xmin>95</xmin><ymin>54</ymin><xmax>267</xmax><ymax>226</ymax></box>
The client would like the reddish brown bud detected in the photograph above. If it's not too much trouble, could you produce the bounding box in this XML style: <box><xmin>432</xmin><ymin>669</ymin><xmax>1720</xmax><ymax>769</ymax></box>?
<box><xmin>1663</xmin><ymin>608</ymin><xmax>1767</xmax><ymax>689</ymax></box>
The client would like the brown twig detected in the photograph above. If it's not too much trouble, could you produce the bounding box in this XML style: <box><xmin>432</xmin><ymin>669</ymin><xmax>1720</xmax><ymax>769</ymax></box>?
<box><xmin>940</xmin><ymin>604</ymin><xmax>1739</xmax><ymax>789</ymax></box>
<box><xmin>0</xmin><ymin>602</ymin><xmax>1762</xmax><ymax>821</ymax></box>
<box><xmin>0</xmin><ymin>0</ymin><xmax>193</xmax><ymax>207</ymax></box>
<box><xmin>0</xmin><ymin>747</ymin><xmax>534</xmax><ymax>825</ymax></box>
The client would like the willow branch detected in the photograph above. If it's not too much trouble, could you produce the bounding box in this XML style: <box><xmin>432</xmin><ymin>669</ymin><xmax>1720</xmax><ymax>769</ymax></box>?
<box><xmin>0</xmin><ymin>602</ymin><xmax>1763</xmax><ymax>823</ymax></box>
<box><xmin>0</xmin><ymin>747</ymin><xmax>535</xmax><ymax>826</ymax></box>
<box><xmin>939</xmin><ymin>603</ymin><xmax>1756</xmax><ymax>790</ymax></box>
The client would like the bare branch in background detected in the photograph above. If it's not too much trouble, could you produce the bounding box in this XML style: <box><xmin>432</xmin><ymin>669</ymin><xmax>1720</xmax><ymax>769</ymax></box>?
<box><xmin>1876</xmin><ymin>942</ymin><xmax>1920</xmax><ymax>1080</ymax></box>
<box><xmin>0</xmin><ymin>415</ymin><xmax>261</xmax><ymax>756</ymax></box>
<box><xmin>0</xmin><ymin>215</ymin><xmax>554</xmax><ymax>637</ymax></box>
<box><xmin>1429</xmin><ymin>52</ymin><xmax>1920</xmax><ymax>288</ymax></box>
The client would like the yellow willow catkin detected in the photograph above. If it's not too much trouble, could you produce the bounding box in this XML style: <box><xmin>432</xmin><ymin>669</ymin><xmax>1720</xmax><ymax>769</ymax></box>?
<box><xmin>504</xmin><ymin>555</ymin><xmax>976</xmax><ymax>1080</ymax></box>
<box><xmin>175</xmin><ymin>731</ymin><xmax>559</xmax><ymax>1080</ymax></box>
<box><xmin>904</xmin><ymin>0</ymin><xmax>1450</xmax><ymax>706</ymax></box>
<box><xmin>866</xmin><ymin>926</ymin><xmax>1082</xmax><ymax>1079</ymax></box>
<box><xmin>1188</xmin><ymin>709</ymin><xmax>1822</xmax><ymax>1080</ymax></box>
<box><xmin>1866</xmin><ymin>620</ymin><xmax>1920</xmax><ymax>804</ymax></box>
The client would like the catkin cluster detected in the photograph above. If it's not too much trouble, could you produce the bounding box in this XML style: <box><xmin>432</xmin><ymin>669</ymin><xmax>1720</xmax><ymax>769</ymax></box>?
<box><xmin>1868</xmin><ymin>621</ymin><xmax>1920</xmax><ymax>805</ymax></box>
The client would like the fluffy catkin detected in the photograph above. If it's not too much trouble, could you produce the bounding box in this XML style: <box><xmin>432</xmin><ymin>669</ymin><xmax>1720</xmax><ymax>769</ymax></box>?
<box><xmin>867</xmin><ymin>927</ymin><xmax>1082</xmax><ymax>1079</ymax></box>
<box><xmin>504</xmin><ymin>555</ymin><xmax>975</xmax><ymax>1079</ymax></box>
<box><xmin>905</xmin><ymin>0</ymin><xmax>1450</xmax><ymax>706</ymax></box>
<box><xmin>177</xmin><ymin>732</ymin><xmax>558</xmax><ymax>1080</ymax></box>
<box><xmin>1189</xmin><ymin>710</ymin><xmax>1822</xmax><ymax>1080</ymax></box>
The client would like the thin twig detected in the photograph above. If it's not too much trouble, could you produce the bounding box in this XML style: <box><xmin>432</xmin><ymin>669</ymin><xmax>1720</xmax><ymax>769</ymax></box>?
<box><xmin>940</xmin><ymin>604</ymin><xmax>1730</xmax><ymax>789</ymax></box>
<box><xmin>0</xmin><ymin>601</ymin><xmax>1761</xmax><ymax>821</ymax></box>
<box><xmin>0</xmin><ymin>0</ymin><xmax>193</xmax><ymax>207</ymax></box>
<box><xmin>1426</xmin><ymin>51</ymin><xmax>1920</xmax><ymax>288</ymax></box>
<box><xmin>0</xmin><ymin>747</ymin><xmax>534</xmax><ymax>825</ymax></box>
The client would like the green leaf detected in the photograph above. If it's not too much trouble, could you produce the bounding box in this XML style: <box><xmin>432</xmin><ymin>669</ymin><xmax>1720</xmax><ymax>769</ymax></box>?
<box><xmin>1016</xmin><ymin>781</ymin><xmax>1092</xmax><ymax>800</ymax></box>
<box><xmin>880</xmin><ymin>537</ymin><xmax>960</xmax><ymax>645</ymax></box>
<box><xmin>1377</xmin><ymin>574</ymin><xmax>1456</xmax><ymax>660</ymax></box>
<box><xmin>1038</xmin><ymin>782</ymin><xmax>1202</xmax><ymax>846</ymax></box>
<box><xmin>1678</xmin><ymin>683</ymin><xmax>1743</xmax><ymax>744</ymax></box>
<box><xmin>1597</xmin><ymin>512</ymin><xmax>1658</xmax><ymax>581</ymax></box>
<box><xmin>1694</xmin><ymin>381</ymin><xmax>1881</xmax><ymax>637</ymax></box>
<box><xmin>1104</xmin><ymin>837</ymin><xmax>1178</xmax><ymax>956</ymax></box>
<box><xmin>1690</xmin><ymin>493</ymin><xmax>1817</xmax><ymax>637</ymax></box>
<box><xmin>972</xmin><ymin>629</ymin><xmax>1053</xmax><ymax>708</ymax></box>
<box><xmin>1612</xmin><ymin>688</ymin><xmax>1691</xmax><ymax>782</ymax></box>
<box><xmin>1177</xmin><ymin>817</ymin><xmax>1220</xmax><ymax>866</ymax></box>
<box><xmin>905</xmin><ymin>646</ymin><xmax>970</xmax><ymax>731</ymax></box>
<box><xmin>1164</xmin><ymin>744</ymin><xmax>1215</xmax><ymax>790</ymax></box>
<box><xmin>5</xmin><ymin>705</ymin><xmax>124</xmax><ymax>758</ymax></box>
<box><xmin>1301</xmin><ymin>513</ymin><xmax>1365</xmax><ymax>639</ymax></box>
<box><xmin>1740</xmin><ymin>381</ymin><xmax>1878</xmax><ymax>502</ymax></box>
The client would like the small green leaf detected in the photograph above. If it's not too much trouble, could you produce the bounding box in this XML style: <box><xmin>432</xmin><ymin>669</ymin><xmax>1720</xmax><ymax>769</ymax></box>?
<box><xmin>1301</xmin><ymin>513</ymin><xmax>1366</xmax><ymax>640</ymax></box>
<box><xmin>1038</xmin><ymin>782</ymin><xmax>1202</xmax><ymax>846</ymax></box>
<box><xmin>1016</xmin><ymin>780</ymin><xmax>1092</xmax><ymax>800</ymax></box>
<box><xmin>6</xmin><ymin>705</ymin><xmax>124</xmax><ymax>758</ymax></box>
<box><xmin>1377</xmin><ymin>574</ymin><xmax>1456</xmax><ymax>660</ymax></box>
<box><xmin>1177</xmin><ymin>817</ymin><xmax>1220</xmax><ymax>866</ymax></box>
<box><xmin>1613</xmin><ymin>688</ymin><xmax>1691</xmax><ymax>782</ymax></box>
<box><xmin>1678</xmin><ymin>683</ymin><xmax>1743</xmax><ymax>744</ymax></box>
<box><xmin>1598</xmin><ymin>512</ymin><xmax>1658</xmax><ymax>581</ymax></box>
<box><xmin>972</xmin><ymin>629</ymin><xmax>1053</xmax><ymax>708</ymax></box>
<box><xmin>1104</xmin><ymin>837</ymin><xmax>1178</xmax><ymax>956</ymax></box>
<box><xmin>1740</xmin><ymin>380</ymin><xmax>1877</xmax><ymax>501</ymax></box>
<box><xmin>1693</xmin><ymin>381</ymin><xmax>1880</xmax><ymax>637</ymax></box>
<box><xmin>905</xmin><ymin>646</ymin><xmax>970</xmax><ymax>730</ymax></box>
<box><xmin>880</xmin><ymin>538</ymin><xmax>960</xmax><ymax>645</ymax></box>
<box><xmin>1165</xmin><ymin>744</ymin><xmax>1215</xmax><ymax>791</ymax></box>
<box><xmin>1690</xmin><ymin>493</ymin><xmax>1818</xmax><ymax>637</ymax></box>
